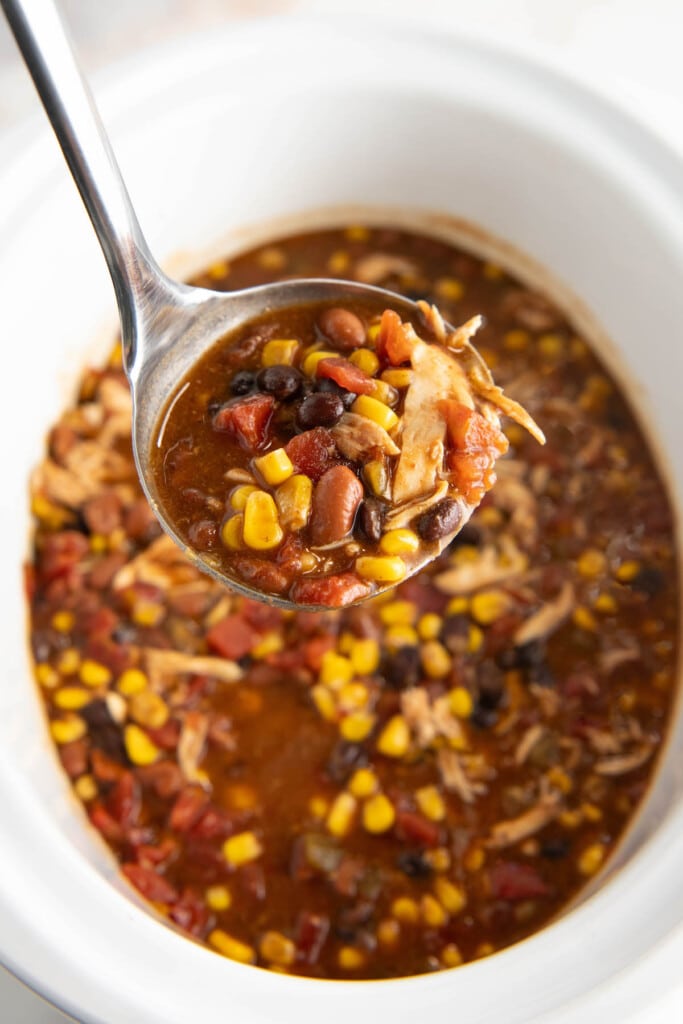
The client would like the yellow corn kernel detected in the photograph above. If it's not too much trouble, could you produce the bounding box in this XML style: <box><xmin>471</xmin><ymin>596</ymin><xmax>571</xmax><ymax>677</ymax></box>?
<box><xmin>302</xmin><ymin>349</ymin><xmax>337</xmax><ymax>377</ymax></box>
<box><xmin>223</xmin><ymin>831</ymin><xmax>263</xmax><ymax>867</ymax></box>
<box><xmin>385</xmin><ymin>625</ymin><xmax>419</xmax><ymax>648</ymax></box>
<box><xmin>357</xmin><ymin>555</ymin><xmax>406</xmax><ymax>584</ymax></box>
<box><xmin>441</xmin><ymin>943</ymin><xmax>464</xmax><ymax>968</ymax></box>
<box><xmin>470</xmin><ymin>590</ymin><xmax>510</xmax><ymax>626</ymax></box>
<box><xmin>503</xmin><ymin>328</ymin><xmax>530</xmax><ymax>352</ymax></box>
<box><xmin>377</xmin><ymin>715</ymin><xmax>410</xmax><ymax>758</ymax></box>
<box><xmin>577</xmin><ymin>548</ymin><xmax>607</xmax><ymax>579</ymax></box>
<box><xmin>311</xmin><ymin>684</ymin><xmax>338</xmax><ymax>722</ymax></box>
<box><xmin>208</xmin><ymin>260</ymin><xmax>230</xmax><ymax>279</ymax></box>
<box><xmin>478</xmin><ymin>506</ymin><xmax>504</xmax><ymax>528</ymax></box>
<box><xmin>242</xmin><ymin>491</ymin><xmax>283</xmax><ymax>550</ymax></box>
<box><xmin>616</xmin><ymin>560</ymin><xmax>640</xmax><ymax>582</ymax></box>
<box><xmin>309</xmin><ymin>795</ymin><xmax>329</xmax><ymax>819</ymax></box>
<box><xmin>578</xmin><ymin>842</ymin><xmax>606</xmax><ymax>877</ymax></box>
<box><xmin>379</xmin><ymin>600</ymin><xmax>417</xmax><ymax>626</ymax></box>
<box><xmin>56</xmin><ymin>648</ymin><xmax>81</xmax><ymax>676</ymax></box>
<box><xmin>205</xmin><ymin>885</ymin><xmax>232</xmax><ymax>911</ymax></box>
<box><xmin>381</xmin><ymin>368</ymin><xmax>413</xmax><ymax>388</ymax></box>
<box><xmin>380</xmin><ymin>529</ymin><xmax>420</xmax><ymax>556</ymax></box>
<box><xmin>338</xmin><ymin>682</ymin><xmax>370</xmax><ymax>711</ymax></box>
<box><xmin>434</xmin><ymin>878</ymin><xmax>466</xmax><ymax>915</ymax></box>
<box><xmin>31</xmin><ymin>494</ymin><xmax>74</xmax><ymax>529</ymax></box>
<box><xmin>464</xmin><ymin>846</ymin><xmax>485</xmax><ymax>872</ymax></box>
<box><xmin>392</xmin><ymin>896</ymin><xmax>419</xmax><ymax>924</ymax></box>
<box><xmin>362</xmin><ymin>793</ymin><xmax>395</xmax><ymax>834</ymax></box>
<box><xmin>417</xmin><ymin>613</ymin><xmax>443</xmax><ymax>641</ymax></box>
<box><xmin>446</xmin><ymin>596</ymin><xmax>469</xmax><ymax>617</ymax></box>
<box><xmin>435</xmin><ymin>277</ymin><xmax>464</xmax><ymax>301</ymax></box>
<box><xmin>132</xmin><ymin>600</ymin><xmax>165</xmax><ymax>628</ymax></box>
<box><xmin>209</xmin><ymin>929</ymin><xmax>256</xmax><ymax>964</ymax></box>
<box><xmin>260</xmin><ymin>931</ymin><xmax>296</xmax><ymax>967</ymax></box>
<box><xmin>79</xmin><ymin>659</ymin><xmax>112</xmax><ymax>688</ymax></box>
<box><xmin>226</xmin><ymin>783</ymin><xmax>258</xmax><ymax>811</ymax></box>
<box><xmin>345</xmin><ymin>225</ymin><xmax>370</xmax><ymax>242</ymax></box>
<box><xmin>116</xmin><ymin>668</ymin><xmax>148</xmax><ymax>696</ymax></box>
<box><xmin>377</xmin><ymin>918</ymin><xmax>401</xmax><ymax>947</ymax></box>
<box><xmin>349</xmin><ymin>347</ymin><xmax>379</xmax><ymax>376</ymax></box>
<box><xmin>123</xmin><ymin>724</ymin><xmax>160</xmax><ymax>765</ymax></box>
<box><xmin>425</xmin><ymin>847</ymin><xmax>451</xmax><ymax>873</ymax></box>
<box><xmin>448</xmin><ymin>686</ymin><xmax>473</xmax><ymax>719</ymax></box>
<box><xmin>326</xmin><ymin>792</ymin><xmax>357</xmax><ymax>838</ymax></box>
<box><xmin>261</xmin><ymin>338</ymin><xmax>299</xmax><ymax>367</ymax></box>
<box><xmin>421</xmin><ymin>641</ymin><xmax>452</xmax><ymax>679</ymax></box>
<box><xmin>468</xmin><ymin>624</ymin><xmax>484</xmax><ymax>654</ymax></box>
<box><xmin>327</xmin><ymin>250</ymin><xmax>350</xmax><ymax>274</ymax></box>
<box><xmin>89</xmin><ymin>533</ymin><xmax>108</xmax><ymax>554</ymax></box>
<box><xmin>35</xmin><ymin>663</ymin><xmax>59</xmax><ymax>689</ymax></box>
<box><xmin>340</xmin><ymin>711</ymin><xmax>376</xmax><ymax>742</ymax></box>
<box><xmin>370</xmin><ymin>380</ymin><xmax>399</xmax><ymax>407</ymax></box>
<box><xmin>594</xmin><ymin>592</ymin><xmax>617</xmax><ymax>614</ymax></box>
<box><xmin>573</xmin><ymin>606</ymin><xmax>598</xmax><ymax>632</ymax></box>
<box><xmin>74</xmin><ymin>774</ymin><xmax>97</xmax><ymax>802</ymax></box>
<box><xmin>483</xmin><ymin>261</ymin><xmax>503</xmax><ymax>280</ymax></box>
<box><xmin>258</xmin><ymin>246</ymin><xmax>286</xmax><ymax>270</ymax></box>
<box><xmin>129</xmin><ymin>689</ymin><xmax>169</xmax><ymax>730</ymax></box>
<box><xmin>348</xmin><ymin>768</ymin><xmax>379</xmax><ymax>799</ymax></box>
<box><xmin>50</xmin><ymin>714</ymin><xmax>87</xmax><ymax>745</ymax></box>
<box><xmin>108</xmin><ymin>527</ymin><xmax>127</xmax><ymax>552</ymax></box>
<box><xmin>251</xmin><ymin>631</ymin><xmax>284</xmax><ymax>660</ymax></box>
<box><xmin>421</xmin><ymin>894</ymin><xmax>448</xmax><ymax>928</ymax></box>
<box><xmin>54</xmin><ymin>686</ymin><xmax>91</xmax><ymax>711</ymax></box>
<box><xmin>559</xmin><ymin>809</ymin><xmax>582</xmax><ymax>829</ymax></box>
<box><xmin>546</xmin><ymin>766</ymin><xmax>573</xmax><ymax>795</ymax></box>
<box><xmin>338</xmin><ymin>946</ymin><xmax>365</xmax><ymax>970</ymax></box>
<box><xmin>319</xmin><ymin>651</ymin><xmax>354</xmax><ymax>689</ymax></box>
<box><xmin>349</xmin><ymin>638</ymin><xmax>380</xmax><ymax>676</ymax></box>
<box><xmin>275</xmin><ymin>474</ymin><xmax>313</xmax><ymax>532</ymax></box>
<box><xmin>221</xmin><ymin>514</ymin><xmax>244</xmax><ymax>550</ymax></box>
<box><xmin>363</xmin><ymin>459</ymin><xmax>388</xmax><ymax>498</ymax></box>
<box><xmin>254</xmin><ymin>448</ymin><xmax>294</xmax><ymax>487</ymax></box>
<box><xmin>51</xmin><ymin>610</ymin><xmax>75</xmax><ymax>633</ymax></box>
<box><xmin>415</xmin><ymin>785</ymin><xmax>446</xmax><ymax>822</ymax></box>
<box><xmin>475</xmin><ymin>942</ymin><xmax>496</xmax><ymax>958</ymax></box>
<box><xmin>230</xmin><ymin>484</ymin><xmax>258</xmax><ymax>511</ymax></box>
<box><xmin>351</xmin><ymin>395</ymin><xmax>399</xmax><ymax>432</ymax></box>
<box><xmin>336</xmin><ymin>631</ymin><xmax>355</xmax><ymax>655</ymax></box>
<box><xmin>366</xmin><ymin>322</ymin><xmax>381</xmax><ymax>345</ymax></box>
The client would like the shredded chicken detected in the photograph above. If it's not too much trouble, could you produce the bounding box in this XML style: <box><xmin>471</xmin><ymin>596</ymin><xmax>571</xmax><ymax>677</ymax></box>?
<box><xmin>178</xmin><ymin>710</ymin><xmax>210</xmax><ymax>785</ymax></box>
<box><xmin>594</xmin><ymin>745</ymin><xmax>654</xmax><ymax>776</ymax></box>
<box><xmin>32</xmin><ymin>459</ymin><xmax>98</xmax><ymax>508</ymax></box>
<box><xmin>331</xmin><ymin>412</ymin><xmax>400</xmax><ymax>461</ymax></box>
<box><xmin>354</xmin><ymin>253</ymin><xmax>418</xmax><ymax>284</ymax></box>
<box><xmin>599</xmin><ymin>644</ymin><xmax>641</xmax><ymax>674</ymax></box>
<box><xmin>143</xmin><ymin>648</ymin><xmax>242</xmax><ymax>688</ymax></box>
<box><xmin>437</xmin><ymin>749</ymin><xmax>487</xmax><ymax>803</ymax></box>
<box><xmin>486</xmin><ymin>783</ymin><xmax>563</xmax><ymax>849</ymax></box>
<box><xmin>435</xmin><ymin>541</ymin><xmax>528</xmax><ymax>596</ymax></box>
<box><xmin>491</xmin><ymin>465</ymin><xmax>539</xmax><ymax>542</ymax></box>
<box><xmin>98</xmin><ymin>376</ymin><xmax>133</xmax><ymax>417</ymax></box>
<box><xmin>582</xmin><ymin>726</ymin><xmax>621</xmax><ymax>756</ymax></box>
<box><xmin>113</xmin><ymin>535</ymin><xmax>204</xmax><ymax>591</ymax></box>
<box><xmin>384</xmin><ymin>481</ymin><xmax>449</xmax><ymax>531</ymax></box>
<box><xmin>400</xmin><ymin>687</ymin><xmax>466</xmax><ymax>749</ymax></box>
<box><xmin>513</xmin><ymin>581</ymin><xmax>575</xmax><ymax>646</ymax></box>
<box><xmin>514</xmin><ymin>723</ymin><xmax>547</xmax><ymax>766</ymax></box>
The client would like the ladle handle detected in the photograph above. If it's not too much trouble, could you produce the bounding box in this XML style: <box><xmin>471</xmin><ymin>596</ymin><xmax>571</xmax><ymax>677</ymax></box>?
<box><xmin>1</xmin><ymin>0</ymin><xmax>166</xmax><ymax>365</ymax></box>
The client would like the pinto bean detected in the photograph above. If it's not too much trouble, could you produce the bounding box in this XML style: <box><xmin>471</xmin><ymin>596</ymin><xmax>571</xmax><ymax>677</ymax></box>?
<box><xmin>310</xmin><ymin>466</ymin><xmax>363</xmax><ymax>546</ymax></box>
<box><xmin>318</xmin><ymin>307</ymin><xmax>366</xmax><ymax>350</ymax></box>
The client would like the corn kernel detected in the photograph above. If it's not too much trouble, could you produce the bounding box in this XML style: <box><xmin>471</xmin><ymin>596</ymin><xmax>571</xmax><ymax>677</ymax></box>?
<box><xmin>349</xmin><ymin>638</ymin><xmax>380</xmax><ymax>676</ymax></box>
<box><xmin>616</xmin><ymin>560</ymin><xmax>640</xmax><ymax>582</ymax></box>
<box><xmin>573</xmin><ymin>606</ymin><xmax>598</xmax><ymax>632</ymax></box>
<box><xmin>475</xmin><ymin>942</ymin><xmax>495</xmax><ymax>958</ymax></box>
<box><xmin>468</xmin><ymin>624</ymin><xmax>484</xmax><ymax>654</ymax></box>
<box><xmin>577</xmin><ymin>548</ymin><xmax>607</xmax><ymax>579</ymax></box>
<box><xmin>362</xmin><ymin>793</ymin><xmax>395</xmax><ymax>833</ymax></box>
<box><xmin>538</xmin><ymin>333</ymin><xmax>563</xmax><ymax>358</ymax></box>
<box><xmin>483</xmin><ymin>261</ymin><xmax>503</xmax><ymax>280</ymax></box>
<box><xmin>338</xmin><ymin>682</ymin><xmax>370</xmax><ymax>711</ymax></box>
<box><xmin>79</xmin><ymin>659</ymin><xmax>112</xmax><ymax>688</ymax></box>
<box><xmin>261</xmin><ymin>338</ymin><xmax>299</xmax><ymax>367</ymax></box>
<box><xmin>254</xmin><ymin>448</ymin><xmax>294</xmax><ymax>487</ymax></box>
<box><xmin>51</xmin><ymin>610</ymin><xmax>75</xmax><ymax>633</ymax></box>
<box><xmin>594</xmin><ymin>592</ymin><xmax>618</xmax><ymax>614</ymax></box>
<box><xmin>311</xmin><ymin>684</ymin><xmax>337</xmax><ymax>722</ymax></box>
<box><xmin>209</xmin><ymin>929</ymin><xmax>256</xmax><ymax>964</ymax></box>
<box><xmin>546</xmin><ymin>766</ymin><xmax>573</xmax><ymax>794</ymax></box>
<box><xmin>230</xmin><ymin>484</ymin><xmax>258</xmax><ymax>511</ymax></box>
<box><xmin>260</xmin><ymin>930</ymin><xmax>296</xmax><ymax>967</ymax></box>
<box><xmin>242</xmin><ymin>491</ymin><xmax>283</xmax><ymax>550</ymax></box>
<box><xmin>348</xmin><ymin>768</ymin><xmax>379</xmax><ymax>798</ymax></box>
<box><xmin>351</xmin><ymin>395</ymin><xmax>399</xmax><ymax>432</ymax></box>
<box><xmin>302</xmin><ymin>349</ymin><xmax>337</xmax><ymax>377</ymax></box>
<box><xmin>338</xmin><ymin>946</ymin><xmax>365</xmax><ymax>970</ymax></box>
<box><xmin>208</xmin><ymin>259</ymin><xmax>230</xmax><ymax>279</ymax></box>
<box><xmin>50</xmin><ymin>714</ymin><xmax>87</xmax><ymax>745</ymax></box>
<box><xmin>446</xmin><ymin>596</ymin><xmax>469</xmax><ymax>617</ymax></box>
<box><xmin>205</xmin><ymin>885</ymin><xmax>232</xmax><ymax>911</ymax></box>
<box><xmin>559</xmin><ymin>809</ymin><xmax>582</xmax><ymax>829</ymax></box>
<box><xmin>54</xmin><ymin>686</ymin><xmax>91</xmax><ymax>711</ymax></box>
<box><xmin>421</xmin><ymin>894</ymin><xmax>448</xmax><ymax>928</ymax></box>
<box><xmin>319</xmin><ymin>651</ymin><xmax>354</xmax><ymax>688</ymax></box>
<box><xmin>435</xmin><ymin>277</ymin><xmax>464</xmax><ymax>301</ymax></box>
<box><xmin>478</xmin><ymin>507</ymin><xmax>504</xmax><ymax>528</ymax></box>
<box><xmin>421</xmin><ymin>641</ymin><xmax>452</xmax><ymax>678</ymax></box>
<box><xmin>503</xmin><ymin>328</ymin><xmax>530</xmax><ymax>351</ymax></box>
<box><xmin>425</xmin><ymin>847</ymin><xmax>451</xmax><ymax>872</ymax></box>
<box><xmin>326</xmin><ymin>792</ymin><xmax>357</xmax><ymax>837</ymax></box>
<box><xmin>362</xmin><ymin>459</ymin><xmax>388</xmax><ymax>498</ymax></box>
<box><xmin>385</xmin><ymin>625</ymin><xmax>419</xmax><ymax>647</ymax></box>
<box><xmin>434</xmin><ymin>878</ymin><xmax>466</xmax><ymax>914</ymax></box>
<box><xmin>129</xmin><ymin>689</ymin><xmax>169</xmax><ymax>729</ymax></box>
<box><xmin>377</xmin><ymin>918</ymin><xmax>401</xmax><ymax>947</ymax></box>
<box><xmin>464</xmin><ymin>846</ymin><xmax>485</xmax><ymax>872</ymax></box>
<box><xmin>470</xmin><ymin>590</ymin><xmax>510</xmax><ymax>626</ymax></box>
<box><xmin>345</xmin><ymin>225</ymin><xmax>370</xmax><ymax>242</ymax></box>
<box><xmin>35</xmin><ymin>663</ymin><xmax>59</xmax><ymax>689</ymax></box>
<box><xmin>258</xmin><ymin>246</ymin><xmax>286</xmax><ymax>270</ymax></box>
<box><xmin>31</xmin><ymin>494</ymin><xmax>74</xmax><ymax>529</ymax></box>
<box><xmin>117</xmin><ymin>668</ymin><xmax>148</xmax><ymax>695</ymax></box>
<box><xmin>370</xmin><ymin>380</ymin><xmax>399</xmax><ymax>407</ymax></box>
<box><xmin>377</xmin><ymin>715</ymin><xmax>410</xmax><ymax>758</ymax></box>
<box><xmin>123</xmin><ymin>724</ymin><xmax>160</xmax><ymax>765</ymax></box>
<box><xmin>226</xmin><ymin>783</ymin><xmax>258</xmax><ymax>810</ymax></box>
<box><xmin>380</xmin><ymin>529</ymin><xmax>420</xmax><ymax>556</ymax></box>
<box><xmin>366</xmin><ymin>322</ymin><xmax>381</xmax><ymax>344</ymax></box>
<box><xmin>56</xmin><ymin>648</ymin><xmax>81</xmax><ymax>676</ymax></box>
<box><xmin>223</xmin><ymin>831</ymin><xmax>263</xmax><ymax>867</ymax></box>
<box><xmin>417</xmin><ymin>613</ymin><xmax>442</xmax><ymax>641</ymax></box>
<box><xmin>327</xmin><ymin>250</ymin><xmax>350</xmax><ymax>274</ymax></box>
<box><xmin>578</xmin><ymin>842</ymin><xmax>606</xmax><ymax>877</ymax></box>
<box><xmin>220</xmin><ymin>514</ymin><xmax>244</xmax><ymax>551</ymax></box>
<box><xmin>391</xmin><ymin>896</ymin><xmax>419</xmax><ymax>924</ymax></box>
<box><xmin>381</xmin><ymin>368</ymin><xmax>413</xmax><ymax>388</ymax></box>
<box><xmin>357</xmin><ymin>555</ymin><xmax>406</xmax><ymax>584</ymax></box>
<box><xmin>274</xmin><ymin>474</ymin><xmax>313</xmax><ymax>532</ymax></box>
<box><xmin>74</xmin><ymin>774</ymin><xmax>97</xmax><ymax>801</ymax></box>
<box><xmin>340</xmin><ymin>712</ymin><xmax>376</xmax><ymax>742</ymax></box>
<box><xmin>349</xmin><ymin>347</ymin><xmax>379</xmax><ymax>375</ymax></box>
<box><xmin>415</xmin><ymin>785</ymin><xmax>446</xmax><ymax>822</ymax></box>
<box><xmin>379</xmin><ymin>600</ymin><xmax>417</xmax><ymax>626</ymax></box>
<box><xmin>441</xmin><ymin>943</ymin><xmax>464</xmax><ymax>968</ymax></box>
<box><xmin>251</xmin><ymin>631</ymin><xmax>284</xmax><ymax>660</ymax></box>
<box><xmin>132</xmin><ymin>600</ymin><xmax>165</xmax><ymax>628</ymax></box>
<box><xmin>448</xmin><ymin>686</ymin><xmax>473</xmax><ymax>719</ymax></box>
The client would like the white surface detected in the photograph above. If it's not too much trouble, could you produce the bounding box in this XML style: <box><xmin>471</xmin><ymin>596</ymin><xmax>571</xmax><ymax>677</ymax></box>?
<box><xmin>1</xmin><ymin>3</ymin><xmax>683</xmax><ymax>1023</ymax></box>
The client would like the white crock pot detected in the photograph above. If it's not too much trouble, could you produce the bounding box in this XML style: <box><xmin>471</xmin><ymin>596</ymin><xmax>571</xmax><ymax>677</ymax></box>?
<box><xmin>1</xmin><ymin>16</ymin><xmax>682</xmax><ymax>1024</ymax></box>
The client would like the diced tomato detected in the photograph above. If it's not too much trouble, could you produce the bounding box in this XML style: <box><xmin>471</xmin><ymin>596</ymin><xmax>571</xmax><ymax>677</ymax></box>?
<box><xmin>169</xmin><ymin>786</ymin><xmax>211</xmax><ymax>832</ymax></box>
<box><xmin>59</xmin><ymin>739</ymin><xmax>89</xmax><ymax>779</ymax></box>
<box><xmin>38</xmin><ymin>530</ymin><xmax>89</xmax><ymax>583</ymax></box>
<box><xmin>122</xmin><ymin>862</ymin><xmax>179</xmax><ymax>904</ymax></box>
<box><xmin>291</xmin><ymin>573</ymin><xmax>372</xmax><ymax>609</ymax></box>
<box><xmin>137</xmin><ymin>760</ymin><xmax>184</xmax><ymax>798</ymax></box>
<box><xmin>397</xmin><ymin>576</ymin><xmax>449</xmax><ymax>615</ymax></box>
<box><xmin>316</xmin><ymin>357</ymin><xmax>375</xmax><ymax>395</ymax></box>
<box><xmin>189</xmin><ymin>806</ymin><xmax>241</xmax><ymax>841</ymax></box>
<box><xmin>170</xmin><ymin>886</ymin><xmax>211</xmax><ymax>937</ymax></box>
<box><xmin>303</xmin><ymin>634</ymin><xmax>337</xmax><ymax>671</ymax></box>
<box><xmin>376</xmin><ymin>309</ymin><xmax>417</xmax><ymax>365</ymax></box>
<box><xmin>330</xmin><ymin>855</ymin><xmax>365</xmax><ymax>897</ymax></box>
<box><xmin>295</xmin><ymin>911</ymin><xmax>330</xmax><ymax>965</ymax></box>
<box><xmin>82</xmin><ymin>605</ymin><xmax>119</xmax><ymax>638</ymax></box>
<box><xmin>447</xmin><ymin>450</ymin><xmax>496</xmax><ymax>505</ymax></box>
<box><xmin>135</xmin><ymin>836</ymin><xmax>178</xmax><ymax>868</ymax></box>
<box><xmin>107</xmin><ymin>771</ymin><xmax>141</xmax><ymax>828</ymax></box>
<box><xmin>206</xmin><ymin>613</ymin><xmax>262</xmax><ymax>660</ymax></box>
<box><xmin>91</xmin><ymin>748</ymin><xmax>126</xmax><ymax>782</ymax></box>
<box><xmin>285</xmin><ymin>427</ymin><xmax>339</xmax><ymax>482</ymax></box>
<box><xmin>489</xmin><ymin>860</ymin><xmax>550</xmax><ymax>901</ymax></box>
<box><xmin>395</xmin><ymin>809</ymin><xmax>441</xmax><ymax>847</ymax></box>
<box><xmin>240</xmin><ymin>598</ymin><xmax>283</xmax><ymax>632</ymax></box>
<box><xmin>442</xmin><ymin>400</ymin><xmax>509</xmax><ymax>455</ymax></box>
<box><xmin>89</xmin><ymin>802</ymin><xmax>124</xmax><ymax>844</ymax></box>
<box><xmin>146</xmin><ymin>719</ymin><xmax>181</xmax><ymax>750</ymax></box>
<box><xmin>212</xmin><ymin>393</ymin><xmax>274</xmax><ymax>451</ymax></box>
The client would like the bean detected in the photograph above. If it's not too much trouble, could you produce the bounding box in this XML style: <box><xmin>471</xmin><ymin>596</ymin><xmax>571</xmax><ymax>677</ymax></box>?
<box><xmin>187</xmin><ymin>520</ymin><xmax>219</xmax><ymax>551</ymax></box>
<box><xmin>315</xmin><ymin>377</ymin><xmax>357</xmax><ymax>409</ymax></box>
<box><xmin>358</xmin><ymin>498</ymin><xmax>384</xmax><ymax>544</ymax></box>
<box><xmin>318</xmin><ymin>307</ymin><xmax>365</xmax><ymax>350</ymax></box>
<box><xmin>257</xmin><ymin>364</ymin><xmax>303</xmax><ymax>401</ymax></box>
<box><xmin>230</xmin><ymin>371</ymin><xmax>256</xmax><ymax>396</ymax></box>
<box><xmin>415</xmin><ymin>498</ymin><xmax>462</xmax><ymax>542</ymax></box>
<box><xmin>310</xmin><ymin>465</ymin><xmax>363</xmax><ymax>546</ymax></box>
<box><xmin>296</xmin><ymin>392</ymin><xmax>345</xmax><ymax>430</ymax></box>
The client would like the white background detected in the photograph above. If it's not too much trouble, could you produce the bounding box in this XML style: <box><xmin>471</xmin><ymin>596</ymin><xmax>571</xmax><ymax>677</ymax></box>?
<box><xmin>1</xmin><ymin>1</ymin><xmax>682</xmax><ymax>1020</ymax></box>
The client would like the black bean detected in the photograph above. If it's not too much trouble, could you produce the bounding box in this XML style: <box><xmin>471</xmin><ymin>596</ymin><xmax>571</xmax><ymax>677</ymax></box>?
<box><xmin>415</xmin><ymin>498</ymin><xmax>462</xmax><ymax>542</ymax></box>
<box><xmin>296</xmin><ymin>392</ymin><xmax>345</xmax><ymax>430</ymax></box>
<box><xmin>631</xmin><ymin>566</ymin><xmax>665</xmax><ymax>597</ymax></box>
<box><xmin>230</xmin><ymin>371</ymin><xmax>256</xmax><ymax>396</ymax></box>
<box><xmin>325</xmin><ymin>741</ymin><xmax>368</xmax><ymax>783</ymax></box>
<box><xmin>82</xmin><ymin>700</ymin><xmax>129</xmax><ymax>763</ymax></box>
<box><xmin>441</xmin><ymin>615</ymin><xmax>469</xmax><ymax>654</ymax></box>
<box><xmin>383</xmin><ymin>645</ymin><xmax>421</xmax><ymax>690</ymax></box>
<box><xmin>470</xmin><ymin>705</ymin><xmax>498</xmax><ymax>730</ymax></box>
<box><xmin>358</xmin><ymin>499</ymin><xmax>384</xmax><ymax>544</ymax></box>
<box><xmin>541</xmin><ymin>838</ymin><xmax>571</xmax><ymax>860</ymax></box>
<box><xmin>496</xmin><ymin>639</ymin><xmax>547</xmax><ymax>671</ymax></box>
<box><xmin>257</xmin><ymin>364</ymin><xmax>303</xmax><ymax>401</ymax></box>
<box><xmin>396</xmin><ymin>850</ymin><xmax>433</xmax><ymax>878</ymax></box>
<box><xmin>315</xmin><ymin>377</ymin><xmax>356</xmax><ymax>409</ymax></box>
<box><xmin>476</xmin><ymin>662</ymin><xmax>505</xmax><ymax>709</ymax></box>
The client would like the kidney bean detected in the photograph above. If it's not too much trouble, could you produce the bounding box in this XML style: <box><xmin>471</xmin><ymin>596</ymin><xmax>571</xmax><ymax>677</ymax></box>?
<box><xmin>230</xmin><ymin>370</ymin><xmax>256</xmax><ymax>395</ymax></box>
<box><xmin>358</xmin><ymin>498</ymin><xmax>384</xmax><ymax>544</ymax></box>
<box><xmin>310</xmin><ymin>465</ymin><xmax>363</xmax><ymax>546</ymax></box>
<box><xmin>257</xmin><ymin>364</ymin><xmax>303</xmax><ymax>400</ymax></box>
<box><xmin>296</xmin><ymin>392</ymin><xmax>345</xmax><ymax>430</ymax></box>
<box><xmin>291</xmin><ymin>573</ymin><xmax>372</xmax><ymax>608</ymax></box>
<box><xmin>187</xmin><ymin>519</ymin><xmax>219</xmax><ymax>551</ymax></box>
<box><xmin>122</xmin><ymin>863</ymin><xmax>179</xmax><ymax>904</ymax></box>
<box><xmin>232</xmin><ymin>554</ymin><xmax>292</xmax><ymax>595</ymax></box>
<box><xmin>318</xmin><ymin>307</ymin><xmax>366</xmax><ymax>350</ymax></box>
<box><xmin>415</xmin><ymin>497</ymin><xmax>462</xmax><ymax>542</ymax></box>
